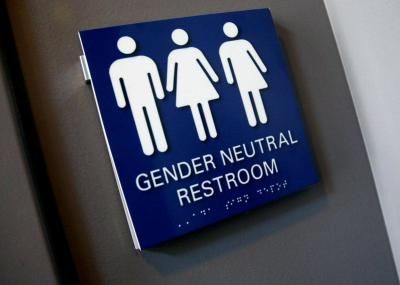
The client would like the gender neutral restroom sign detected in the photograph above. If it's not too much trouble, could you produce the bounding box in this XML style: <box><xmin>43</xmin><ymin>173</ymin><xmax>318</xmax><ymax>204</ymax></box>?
<box><xmin>79</xmin><ymin>9</ymin><xmax>319</xmax><ymax>249</ymax></box>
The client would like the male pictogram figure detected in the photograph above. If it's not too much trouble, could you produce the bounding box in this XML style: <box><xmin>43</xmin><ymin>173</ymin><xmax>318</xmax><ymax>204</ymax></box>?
<box><xmin>219</xmin><ymin>22</ymin><xmax>269</xmax><ymax>127</ymax></box>
<box><xmin>109</xmin><ymin>36</ymin><xmax>168</xmax><ymax>156</ymax></box>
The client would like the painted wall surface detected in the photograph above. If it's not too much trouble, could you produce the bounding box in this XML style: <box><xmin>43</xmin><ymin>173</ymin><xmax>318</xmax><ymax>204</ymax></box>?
<box><xmin>325</xmin><ymin>0</ymin><xmax>400</xmax><ymax>276</ymax></box>
<box><xmin>0</xmin><ymin>47</ymin><xmax>58</xmax><ymax>285</ymax></box>
<box><xmin>4</xmin><ymin>0</ymin><xmax>398</xmax><ymax>284</ymax></box>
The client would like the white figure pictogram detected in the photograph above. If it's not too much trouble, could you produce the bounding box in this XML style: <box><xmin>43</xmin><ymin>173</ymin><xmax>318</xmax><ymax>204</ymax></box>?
<box><xmin>166</xmin><ymin>29</ymin><xmax>220</xmax><ymax>141</ymax></box>
<box><xmin>219</xmin><ymin>22</ymin><xmax>269</xmax><ymax>127</ymax></box>
<box><xmin>109</xmin><ymin>36</ymin><xmax>168</xmax><ymax>156</ymax></box>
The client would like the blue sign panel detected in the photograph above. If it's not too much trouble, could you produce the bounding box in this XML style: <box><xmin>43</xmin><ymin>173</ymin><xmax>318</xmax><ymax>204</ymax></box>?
<box><xmin>79</xmin><ymin>9</ymin><xmax>319</xmax><ymax>249</ymax></box>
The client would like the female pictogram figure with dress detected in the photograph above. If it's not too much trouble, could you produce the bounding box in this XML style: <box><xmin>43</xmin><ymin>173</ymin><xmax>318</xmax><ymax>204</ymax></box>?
<box><xmin>166</xmin><ymin>28</ymin><xmax>220</xmax><ymax>141</ymax></box>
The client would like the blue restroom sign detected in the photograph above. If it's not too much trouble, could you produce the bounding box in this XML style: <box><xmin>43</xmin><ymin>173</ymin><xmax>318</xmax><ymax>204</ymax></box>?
<box><xmin>79</xmin><ymin>9</ymin><xmax>319</xmax><ymax>250</ymax></box>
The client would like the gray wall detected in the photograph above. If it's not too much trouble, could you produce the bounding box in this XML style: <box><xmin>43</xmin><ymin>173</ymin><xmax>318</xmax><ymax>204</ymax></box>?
<box><xmin>4</xmin><ymin>0</ymin><xmax>399</xmax><ymax>284</ymax></box>
<box><xmin>325</xmin><ymin>0</ymin><xmax>400</xmax><ymax>275</ymax></box>
<box><xmin>0</xmin><ymin>43</ymin><xmax>58</xmax><ymax>284</ymax></box>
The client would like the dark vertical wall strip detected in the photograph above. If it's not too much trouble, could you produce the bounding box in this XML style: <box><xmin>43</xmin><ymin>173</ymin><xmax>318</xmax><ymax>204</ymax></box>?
<box><xmin>0</xmin><ymin>4</ymin><xmax>79</xmax><ymax>284</ymax></box>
